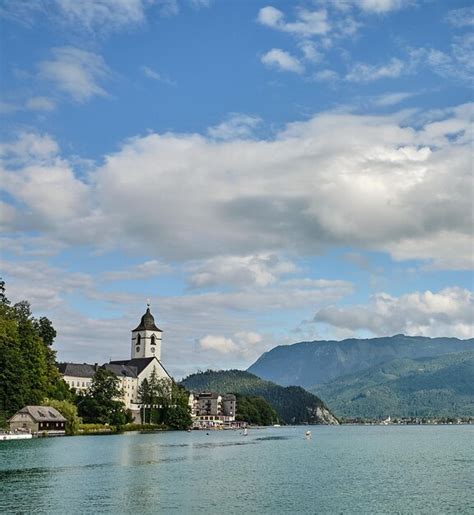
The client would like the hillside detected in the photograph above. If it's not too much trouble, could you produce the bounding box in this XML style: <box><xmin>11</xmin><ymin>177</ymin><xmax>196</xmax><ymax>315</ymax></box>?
<box><xmin>313</xmin><ymin>351</ymin><xmax>474</xmax><ymax>419</ymax></box>
<box><xmin>248</xmin><ymin>335</ymin><xmax>474</xmax><ymax>388</ymax></box>
<box><xmin>180</xmin><ymin>369</ymin><xmax>339</xmax><ymax>425</ymax></box>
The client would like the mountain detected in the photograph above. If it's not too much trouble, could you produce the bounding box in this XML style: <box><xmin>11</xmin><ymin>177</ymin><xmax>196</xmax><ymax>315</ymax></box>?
<box><xmin>180</xmin><ymin>369</ymin><xmax>339</xmax><ymax>425</ymax></box>
<box><xmin>312</xmin><ymin>351</ymin><xmax>474</xmax><ymax>419</ymax></box>
<box><xmin>248</xmin><ymin>335</ymin><xmax>474</xmax><ymax>389</ymax></box>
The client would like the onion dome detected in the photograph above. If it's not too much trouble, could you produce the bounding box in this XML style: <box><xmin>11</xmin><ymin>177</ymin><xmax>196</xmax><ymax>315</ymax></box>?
<box><xmin>132</xmin><ymin>307</ymin><xmax>162</xmax><ymax>332</ymax></box>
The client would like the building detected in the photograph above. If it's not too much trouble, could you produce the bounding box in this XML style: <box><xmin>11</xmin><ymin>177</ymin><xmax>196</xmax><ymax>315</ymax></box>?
<box><xmin>59</xmin><ymin>306</ymin><xmax>171</xmax><ymax>421</ymax></box>
<box><xmin>189</xmin><ymin>392</ymin><xmax>237</xmax><ymax>428</ymax></box>
<box><xmin>9</xmin><ymin>406</ymin><xmax>66</xmax><ymax>434</ymax></box>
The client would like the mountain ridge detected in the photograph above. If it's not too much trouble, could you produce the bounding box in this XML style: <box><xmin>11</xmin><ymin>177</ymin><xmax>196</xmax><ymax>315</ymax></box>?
<box><xmin>248</xmin><ymin>334</ymin><xmax>474</xmax><ymax>389</ymax></box>
<box><xmin>312</xmin><ymin>351</ymin><xmax>474</xmax><ymax>419</ymax></box>
<box><xmin>180</xmin><ymin>369</ymin><xmax>339</xmax><ymax>425</ymax></box>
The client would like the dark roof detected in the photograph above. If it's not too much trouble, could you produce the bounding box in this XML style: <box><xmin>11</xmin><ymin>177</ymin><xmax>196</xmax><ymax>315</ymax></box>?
<box><xmin>197</xmin><ymin>392</ymin><xmax>220</xmax><ymax>399</ymax></box>
<box><xmin>103</xmin><ymin>363</ymin><xmax>138</xmax><ymax>378</ymax></box>
<box><xmin>16</xmin><ymin>406</ymin><xmax>67</xmax><ymax>423</ymax></box>
<box><xmin>109</xmin><ymin>357</ymin><xmax>171</xmax><ymax>378</ymax></box>
<box><xmin>132</xmin><ymin>307</ymin><xmax>162</xmax><ymax>332</ymax></box>
<box><xmin>222</xmin><ymin>394</ymin><xmax>236</xmax><ymax>401</ymax></box>
<box><xmin>58</xmin><ymin>362</ymin><xmax>96</xmax><ymax>378</ymax></box>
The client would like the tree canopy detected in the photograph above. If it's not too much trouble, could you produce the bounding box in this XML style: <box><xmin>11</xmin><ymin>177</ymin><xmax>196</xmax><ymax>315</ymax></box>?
<box><xmin>0</xmin><ymin>279</ymin><xmax>73</xmax><ymax>426</ymax></box>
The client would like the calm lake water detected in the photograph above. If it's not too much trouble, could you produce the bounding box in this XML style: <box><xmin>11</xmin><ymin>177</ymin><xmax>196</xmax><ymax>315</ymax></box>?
<box><xmin>1</xmin><ymin>425</ymin><xmax>473</xmax><ymax>514</ymax></box>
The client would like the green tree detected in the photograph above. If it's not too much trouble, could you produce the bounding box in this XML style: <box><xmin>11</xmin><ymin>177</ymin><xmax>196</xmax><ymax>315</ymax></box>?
<box><xmin>137</xmin><ymin>378</ymin><xmax>150</xmax><ymax>423</ymax></box>
<box><xmin>42</xmin><ymin>398</ymin><xmax>81</xmax><ymax>435</ymax></box>
<box><xmin>137</xmin><ymin>370</ymin><xmax>192</xmax><ymax>429</ymax></box>
<box><xmin>77</xmin><ymin>368</ymin><xmax>131</xmax><ymax>428</ymax></box>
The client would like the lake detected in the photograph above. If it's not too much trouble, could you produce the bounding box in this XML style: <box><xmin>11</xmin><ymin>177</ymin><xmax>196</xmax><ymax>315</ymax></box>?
<box><xmin>1</xmin><ymin>425</ymin><xmax>473</xmax><ymax>514</ymax></box>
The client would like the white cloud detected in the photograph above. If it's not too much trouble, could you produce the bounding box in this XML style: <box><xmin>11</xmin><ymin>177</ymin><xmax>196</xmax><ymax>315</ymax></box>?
<box><xmin>445</xmin><ymin>6</ymin><xmax>474</xmax><ymax>28</ymax></box>
<box><xmin>141</xmin><ymin>65</ymin><xmax>175</xmax><ymax>85</ymax></box>
<box><xmin>25</xmin><ymin>96</ymin><xmax>56</xmax><ymax>111</ymax></box>
<box><xmin>54</xmin><ymin>0</ymin><xmax>149</xmax><ymax>30</ymax></box>
<box><xmin>198</xmin><ymin>334</ymin><xmax>238</xmax><ymax>354</ymax></box>
<box><xmin>188</xmin><ymin>254</ymin><xmax>297</xmax><ymax>288</ymax></box>
<box><xmin>257</xmin><ymin>6</ymin><xmax>330</xmax><ymax>37</ymax></box>
<box><xmin>341</xmin><ymin>0</ymin><xmax>411</xmax><ymax>13</ymax></box>
<box><xmin>207</xmin><ymin>113</ymin><xmax>262</xmax><ymax>141</ymax></box>
<box><xmin>313</xmin><ymin>287</ymin><xmax>474</xmax><ymax>339</ymax></box>
<box><xmin>313</xmin><ymin>69</ymin><xmax>339</xmax><ymax>82</ymax></box>
<box><xmin>261</xmin><ymin>48</ymin><xmax>304</xmax><ymax>73</ymax></box>
<box><xmin>346</xmin><ymin>57</ymin><xmax>404</xmax><ymax>82</ymax></box>
<box><xmin>103</xmin><ymin>260</ymin><xmax>171</xmax><ymax>281</ymax></box>
<box><xmin>199</xmin><ymin>331</ymin><xmax>264</xmax><ymax>359</ymax></box>
<box><xmin>373</xmin><ymin>92</ymin><xmax>416</xmax><ymax>107</ymax></box>
<box><xmin>0</xmin><ymin>132</ymin><xmax>59</xmax><ymax>162</ymax></box>
<box><xmin>1</xmin><ymin>105</ymin><xmax>472</xmax><ymax>270</ymax></box>
<box><xmin>410</xmin><ymin>34</ymin><xmax>474</xmax><ymax>83</ymax></box>
<box><xmin>38</xmin><ymin>47</ymin><xmax>110</xmax><ymax>103</ymax></box>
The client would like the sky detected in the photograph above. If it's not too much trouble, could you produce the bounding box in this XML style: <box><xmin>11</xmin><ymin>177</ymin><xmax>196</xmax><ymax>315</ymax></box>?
<box><xmin>0</xmin><ymin>0</ymin><xmax>473</xmax><ymax>378</ymax></box>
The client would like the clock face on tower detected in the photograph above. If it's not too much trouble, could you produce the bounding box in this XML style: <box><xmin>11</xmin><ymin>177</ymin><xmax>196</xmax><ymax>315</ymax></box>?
<box><xmin>136</xmin><ymin>346</ymin><xmax>140</xmax><ymax>353</ymax></box>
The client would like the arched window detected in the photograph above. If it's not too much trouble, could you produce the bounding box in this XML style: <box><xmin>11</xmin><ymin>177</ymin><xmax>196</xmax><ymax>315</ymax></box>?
<box><xmin>151</xmin><ymin>334</ymin><xmax>156</xmax><ymax>346</ymax></box>
<box><xmin>137</xmin><ymin>334</ymin><xmax>141</xmax><ymax>345</ymax></box>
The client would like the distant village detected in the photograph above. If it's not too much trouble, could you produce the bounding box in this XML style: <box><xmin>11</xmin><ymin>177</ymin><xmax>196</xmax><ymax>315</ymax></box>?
<box><xmin>7</xmin><ymin>306</ymin><xmax>241</xmax><ymax>436</ymax></box>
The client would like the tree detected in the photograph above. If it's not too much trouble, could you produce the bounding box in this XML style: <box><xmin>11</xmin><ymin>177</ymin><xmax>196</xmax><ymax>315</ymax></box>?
<box><xmin>137</xmin><ymin>378</ymin><xmax>151</xmax><ymax>424</ymax></box>
<box><xmin>43</xmin><ymin>398</ymin><xmax>81</xmax><ymax>435</ymax></box>
<box><xmin>77</xmin><ymin>368</ymin><xmax>131</xmax><ymax>428</ymax></box>
<box><xmin>137</xmin><ymin>369</ymin><xmax>192</xmax><ymax>429</ymax></box>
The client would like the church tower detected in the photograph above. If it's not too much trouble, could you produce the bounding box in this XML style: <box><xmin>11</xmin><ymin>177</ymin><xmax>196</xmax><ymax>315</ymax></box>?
<box><xmin>131</xmin><ymin>305</ymin><xmax>163</xmax><ymax>360</ymax></box>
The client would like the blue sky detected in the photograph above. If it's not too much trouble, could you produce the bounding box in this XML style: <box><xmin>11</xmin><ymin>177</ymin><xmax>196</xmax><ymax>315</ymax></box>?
<box><xmin>0</xmin><ymin>0</ymin><xmax>472</xmax><ymax>378</ymax></box>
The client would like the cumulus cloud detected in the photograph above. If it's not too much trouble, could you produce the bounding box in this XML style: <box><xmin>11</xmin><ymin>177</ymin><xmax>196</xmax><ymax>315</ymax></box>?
<box><xmin>334</xmin><ymin>0</ymin><xmax>412</xmax><ymax>13</ymax></box>
<box><xmin>346</xmin><ymin>57</ymin><xmax>404</xmax><ymax>82</ymax></box>
<box><xmin>25</xmin><ymin>96</ymin><xmax>56</xmax><ymax>111</ymax></box>
<box><xmin>199</xmin><ymin>331</ymin><xmax>264</xmax><ymax>358</ymax></box>
<box><xmin>207</xmin><ymin>113</ymin><xmax>262</xmax><ymax>141</ymax></box>
<box><xmin>141</xmin><ymin>65</ymin><xmax>175</xmax><ymax>85</ymax></box>
<box><xmin>313</xmin><ymin>287</ymin><xmax>474</xmax><ymax>339</ymax></box>
<box><xmin>261</xmin><ymin>48</ymin><xmax>304</xmax><ymax>73</ymax></box>
<box><xmin>102</xmin><ymin>260</ymin><xmax>171</xmax><ymax>281</ymax></box>
<box><xmin>53</xmin><ymin>0</ymin><xmax>149</xmax><ymax>31</ymax></box>
<box><xmin>257</xmin><ymin>6</ymin><xmax>330</xmax><ymax>37</ymax></box>
<box><xmin>187</xmin><ymin>254</ymin><xmax>297</xmax><ymax>289</ymax></box>
<box><xmin>38</xmin><ymin>47</ymin><xmax>111</xmax><ymax>103</ymax></box>
<box><xmin>445</xmin><ymin>6</ymin><xmax>474</xmax><ymax>28</ymax></box>
<box><xmin>410</xmin><ymin>34</ymin><xmax>474</xmax><ymax>84</ymax></box>
<box><xmin>1</xmin><ymin>104</ymin><xmax>472</xmax><ymax>269</ymax></box>
<box><xmin>372</xmin><ymin>92</ymin><xmax>416</xmax><ymax>106</ymax></box>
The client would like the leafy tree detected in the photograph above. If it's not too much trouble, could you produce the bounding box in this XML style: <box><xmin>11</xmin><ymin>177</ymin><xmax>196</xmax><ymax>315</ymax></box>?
<box><xmin>137</xmin><ymin>369</ymin><xmax>192</xmax><ymax>429</ymax></box>
<box><xmin>77</xmin><ymin>368</ymin><xmax>131</xmax><ymax>428</ymax></box>
<box><xmin>137</xmin><ymin>378</ymin><xmax>152</xmax><ymax>424</ymax></box>
<box><xmin>43</xmin><ymin>398</ymin><xmax>81</xmax><ymax>435</ymax></box>
<box><xmin>0</xmin><ymin>280</ymin><xmax>71</xmax><ymax>426</ymax></box>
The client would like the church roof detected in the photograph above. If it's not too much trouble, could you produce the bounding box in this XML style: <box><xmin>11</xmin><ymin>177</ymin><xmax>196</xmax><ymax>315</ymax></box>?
<box><xmin>132</xmin><ymin>307</ymin><xmax>162</xmax><ymax>332</ymax></box>
<box><xmin>109</xmin><ymin>357</ymin><xmax>170</xmax><ymax>378</ymax></box>
<box><xmin>103</xmin><ymin>363</ymin><xmax>138</xmax><ymax>378</ymax></box>
<box><xmin>58</xmin><ymin>362</ymin><xmax>96</xmax><ymax>378</ymax></box>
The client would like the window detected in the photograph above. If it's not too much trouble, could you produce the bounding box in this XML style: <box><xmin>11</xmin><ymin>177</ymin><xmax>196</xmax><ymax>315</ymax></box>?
<box><xmin>137</xmin><ymin>334</ymin><xmax>141</xmax><ymax>345</ymax></box>
<box><xmin>151</xmin><ymin>334</ymin><xmax>156</xmax><ymax>345</ymax></box>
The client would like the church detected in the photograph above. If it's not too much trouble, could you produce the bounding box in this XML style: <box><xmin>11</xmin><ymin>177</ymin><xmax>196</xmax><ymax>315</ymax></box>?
<box><xmin>59</xmin><ymin>305</ymin><xmax>171</xmax><ymax>421</ymax></box>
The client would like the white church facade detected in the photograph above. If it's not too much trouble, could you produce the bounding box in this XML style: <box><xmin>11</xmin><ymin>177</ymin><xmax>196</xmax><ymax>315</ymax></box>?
<box><xmin>59</xmin><ymin>306</ymin><xmax>171</xmax><ymax>420</ymax></box>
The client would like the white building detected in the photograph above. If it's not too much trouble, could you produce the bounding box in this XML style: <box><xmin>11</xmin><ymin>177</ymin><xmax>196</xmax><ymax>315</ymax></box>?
<box><xmin>188</xmin><ymin>392</ymin><xmax>237</xmax><ymax>428</ymax></box>
<box><xmin>59</xmin><ymin>306</ymin><xmax>171</xmax><ymax>420</ymax></box>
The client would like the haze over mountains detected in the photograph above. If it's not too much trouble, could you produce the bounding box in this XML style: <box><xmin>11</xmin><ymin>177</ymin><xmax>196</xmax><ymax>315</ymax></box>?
<box><xmin>247</xmin><ymin>335</ymin><xmax>474</xmax><ymax>418</ymax></box>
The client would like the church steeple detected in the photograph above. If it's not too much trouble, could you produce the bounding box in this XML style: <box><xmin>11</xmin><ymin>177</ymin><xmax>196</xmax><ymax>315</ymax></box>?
<box><xmin>131</xmin><ymin>305</ymin><xmax>163</xmax><ymax>360</ymax></box>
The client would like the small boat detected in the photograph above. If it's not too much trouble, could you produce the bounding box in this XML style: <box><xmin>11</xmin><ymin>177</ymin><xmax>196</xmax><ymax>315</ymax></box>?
<box><xmin>243</xmin><ymin>428</ymin><xmax>248</xmax><ymax>436</ymax></box>
<box><xmin>305</xmin><ymin>430</ymin><xmax>312</xmax><ymax>440</ymax></box>
<box><xmin>1</xmin><ymin>432</ymin><xmax>33</xmax><ymax>441</ymax></box>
